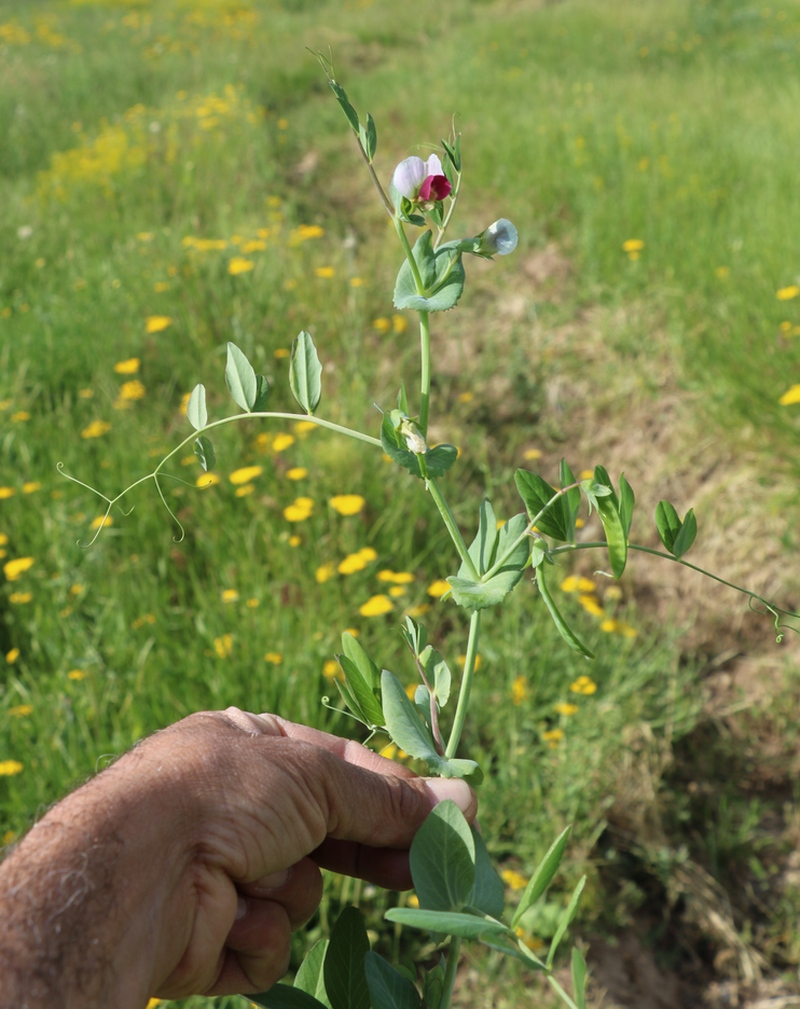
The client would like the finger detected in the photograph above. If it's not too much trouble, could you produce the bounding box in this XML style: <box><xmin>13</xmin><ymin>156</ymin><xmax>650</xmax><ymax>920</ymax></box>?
<box><xmin>205</xmin><ymin>898</ymin><xmax>292</xmax><ymax>996</ymax></box>
<box><xmin>311</xmin><ymin>837</ymin><xmax>413</xmax><ymax>890</ymax></box>
<box><xmin>239</xmin><ymin>857</ymin><xmax>322</xmax><ymax>930</ymax></box>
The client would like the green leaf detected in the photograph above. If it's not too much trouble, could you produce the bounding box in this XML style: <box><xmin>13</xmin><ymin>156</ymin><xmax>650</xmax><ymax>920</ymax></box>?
<box><xmin>380</xmin><ymin>414</ymin><xmax>457</xmax><ymax>479</ymax></box>
<box><xmin>363</xmin><ymin>112</ymin><xmax>378</xmax><ymax>161</ymax></box>
<box><xmin>512</xmin><ymin>826</ymin><xmax>572</xmax><ymax>929</ymax></box>
<box><xmin>393</xmin><ymin>231</ymin><xmax>466</xmax><ymax>313</ymax></box>
<box><xmin>400</xmin><ymin>616</ymin><xmax>427</xmax><ymax>656</ymax></box>
<box><xmin>337</xmin><ymin>654</ymin><xmax>384</xmax><ymax>727</ymax></box>
<box><xmin>249</xmin><ymin>987</ymin><xmax>329</xmax><ymax>1009</ymax></box>
<box><xmin>431</xmin><ymin>756</ymin><xmax>482</xmax><ymax>784</ymax></box>
<box><xmin>419</xmin><ymin>645</ymin><xmax>451</xmax><ymax>708</ymax></box>
<box><xmin>571</xmin><ymin>946</ymin><xmax>588</xmax><ymax>1009</ymax></box>
<box><xmin>482</xmin><ymin>934</ymin><xmax>549</xmax><ymax>970</ymax></box>
<box><xmin>655</xmin><ymin>500</ymin><xmax>681</xmax><ymax>553</ymax></box>
<box><xmin>289</xmin><ymin>330</ymin><xmax>323</xmax><ymax>414</ymax></box>
<box><xmin>421</xmin><ymin>958</ymin><xmax>445</xmax><ymax>1009</ymax></box>
<box><xmin>342</xmin><ymin>632</ymin><xmax>381</xmax><ymax>691</ymax></box>
<box><xmin>619</xmin><ymin>474</ymin><xmax>635</xmax><ymax>539</ymax></box>
<box><xmin>672</xmin><ymin>507</ymin><xmax>697</xmax><ymax>558</ymax></box>
<box><xmin>329</xmin><ymin>81</ymin><xmax>360</xmax><ymax>134</ymax></box>
<box><xmin>187</xmin><ymin>383</ymin><xmax>207</xmax><ymax>430</ymax></box>
<box><xmin>193</xmin><ymin>435</ymin><xmax>216</xmax><ymax>473</ymax></box>
<box><xmin>253</xmin><ymin>374</ymin><xmax>270</xmax><ymax>412</ymax></box>
<box><xmin>295</xmin><ymin>940</ymin><xmax>331</xmax><ymax>1008</ymax></box>
<box><xmin>515</xmin><ymin>470</ymin><xmax>571</xmax><ymax>541</ymax></box>
<box><xmin>385</xmin><ymin>907</ymin><xmax>507</xmax><ymax>940</ymax></box>
<box><xmin>449</xmin><ymin>509</ymin><xmax>529</xmax><ymax>611</ymax></box>
<box><xmin>467</xmin><ymin>825</ymin><xmax>505</xmax><ymax>918</ymax></box>
<box><xmin>559</xmin><ymin>459</ymin><xmax>581</xmax><ymax>540</ymax></box>
<box><xmin>593</xmin><ymin>467</ymin><xmax>627</xmax><ymax>578</ymax></box>
<box><xmin>364</xmin><ymin>952</ymin><xmax>421</xmax><ymax>1009</ymax></box>
<box><xmin>535</xmin><ymin>563</ymin><xmax>595</xmax><ymax>659</ymax></box>
<box><xmin>225</xmin><ymin>342</ymin><xmax>257</xmax><ymax>412</ymax></box>
<box><xmin>324</xmin><ymin>907</ymin><xmax>370</xmax><ymax>1009</ymax></box>
<box><xmin>381</xmin><ymin>668</ymin><xmax>439</xmax><ymax>761</ymax></box>
<box><xmin>410</xmin><ymin>799</ymin><xmax>475</xmax><ymax>912</ymax></box>
<box><xmin>546</xmin><ymin>875</ymin><xmax>586</xmax><ymax>968</ymax></box>
<box><xmin>334</xmin><ymin>677</ymin><xmax>373</xmax><ymax>729</ymax></box>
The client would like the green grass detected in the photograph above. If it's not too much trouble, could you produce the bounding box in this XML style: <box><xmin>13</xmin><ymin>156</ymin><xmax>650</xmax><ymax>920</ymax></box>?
<box><xmin>2</xmin><ymin>0</ymin><xmax>800</xmax><ymax>1005</ymax></box>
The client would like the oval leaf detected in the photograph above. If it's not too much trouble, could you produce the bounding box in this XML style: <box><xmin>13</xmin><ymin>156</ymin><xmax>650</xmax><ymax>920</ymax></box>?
<box><xmin>225</xmin><ymin>342</ymin><xmax>257</xmax><ymax>412</ymax></box>
<box><xmin>364</xmin><ymin>953</ymin><xmax>421</xmax><ymax>1009</ymax></box>
<box><xmin>289</xmin><ymin>330</ymin><xmax>323</xmax><ymax>414</ymax></box>
<box><xmin>187</xmin><ymin>383</ymin><xmax>207</xmax><ymax>430</ymax></box>
<box><xmin>324</xmin><ymin>907</ymin><xmax>370</xmax><ymax>1009</ymax></box>
<box><xmin>193</xmin><ymin>435</ymin><xmax>216</xmax><ymax>473</ymax></box>
<box><xmin>385</xmin><ymin>907</ymin><xmax>507</xmax><ymax>941</ymax></box>
<box><xmin>409</xmin><ymin>799</ymin><xmax>475</xmax><ymax>912</ymax></box>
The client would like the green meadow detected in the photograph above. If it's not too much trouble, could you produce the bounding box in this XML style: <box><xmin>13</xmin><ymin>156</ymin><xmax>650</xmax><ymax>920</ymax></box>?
<box><xmin>2</xmin><ymin>0</ymin><xmax>800</xmax><ymax>1005</ymax></box>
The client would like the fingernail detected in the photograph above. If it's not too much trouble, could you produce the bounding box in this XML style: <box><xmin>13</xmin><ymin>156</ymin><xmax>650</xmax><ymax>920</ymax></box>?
<box><xmin>251</xmin><ymin>868</ymin><xmax>290</xmax><ymax>894</ymax></box>
<box><xmin>424</xmin><ymin>779</ymin><xmax>473</xmax><ymax>815</ymax></box>
<box><xmin>235</xmin><ymin>895</ymin><xmax>248</xmax><ymax>921</ymax></box>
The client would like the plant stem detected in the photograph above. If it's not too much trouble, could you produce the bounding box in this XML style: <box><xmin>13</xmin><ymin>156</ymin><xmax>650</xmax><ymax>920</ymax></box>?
<box><xmin>418</xmin><ymin>310</ymin><xmax>431</xmax><ymax>436</ymax></box>
<box><xmin>427</xmin><ymin>478</ymin><xmax>479</xmax><ymax>580</ymax></box>
<box><xmin>549</xmin><ymin>541</ymin><xmax>800</xmax><ymax>626</ymax></box>
<box><xmin>438</xmin><ymin>937</ymin><xmax>462</xmax><ymax>1009</ymax></box>
<box><xmin>446</xmin><ymin>610</ymin><xmax>481</xmax><ymax>759</ymax></box>
<box><xmin>394</xmin><ymin>216</ymin><xmax>426</xmax><ymax>294</ymax></box>
<box><xmin>547</xmin><ymin>973</ymin><xmax>581</xmax><ymax>1009</ymax></box>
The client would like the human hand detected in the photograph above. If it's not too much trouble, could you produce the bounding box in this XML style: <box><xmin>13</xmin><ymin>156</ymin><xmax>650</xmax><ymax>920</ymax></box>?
<box><xmin>0</xmin><ymin>707</ymin><xmax>476</xmax><ymax>1007</ymax></box>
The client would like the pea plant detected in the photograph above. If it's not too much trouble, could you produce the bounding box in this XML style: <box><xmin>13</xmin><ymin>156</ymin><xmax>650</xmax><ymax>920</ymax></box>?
<box><xmin>65</xmin><ymin>61</ymin><xmax>799</xmax><ymax>1009</ymax></box>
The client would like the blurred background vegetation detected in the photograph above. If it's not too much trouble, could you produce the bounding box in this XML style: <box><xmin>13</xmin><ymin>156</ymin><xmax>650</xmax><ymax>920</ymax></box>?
<box><xmin>2</xmin><ymin>0</ymin><xmax>800</xmax><ymax>1005</ymax></box>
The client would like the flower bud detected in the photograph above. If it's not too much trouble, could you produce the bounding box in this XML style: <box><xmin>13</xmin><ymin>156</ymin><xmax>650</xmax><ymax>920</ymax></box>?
<box><xmin>474</xmin><ymin>218</ymin><xmax>518</xmax><ymax>257</ymax></box>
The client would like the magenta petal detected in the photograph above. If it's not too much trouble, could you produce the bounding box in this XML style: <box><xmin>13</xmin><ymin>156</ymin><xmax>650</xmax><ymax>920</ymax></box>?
<box><xmin>419</xmin><ymin>175</ymin><xmax>452</xmax><ymax>202</ymax></box>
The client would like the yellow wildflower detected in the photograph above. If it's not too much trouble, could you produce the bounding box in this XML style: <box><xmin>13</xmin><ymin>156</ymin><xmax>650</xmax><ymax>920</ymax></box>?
<box><xmin>272</xmin><ymin>433</ymin><xmax>295</xmax><ymax>452</ymax></box>
<box><xmin>315</xmin><ymin>266</ymin><xmax>335</xmax><ymax>278</ymax></box>
<box><xmin>67</xmin><ymin>670</ymin><xmax>87</xmax><ymax>680</ymax></box>
<box><xmin>570</xmin><ymin>675</ymin><xmax>597</xmax><ymax>695</ymax></box>
<box><xmin>338</xmin><ymin>552</ymin><xmax>368</xmax><ymax>575</ymax></box>
<box><xmin>0</xmin><ymin>761</ymin><xmax>23</xmax><ymax>777</ymax></box>
<box><xmin>214</xmin><ymin>634</ymin><xmax>233</xmax><ymax>659</ymax></box>
<box><xmin>11</xmin><ymin>412</ymin><xmax>29</xmax><ymax>422</ymax></box>
<box><xmin>196</xmin><ymin>473</ymin><xmax>220</xmax><ymax>487</ymax></box>
<box><xmin>330</xmin><ymin>494</ymin><xmax>365</xmax><ymax>516</ymax></box>
<box><xmin>283</xmin><ymin>497</ymin><xmax>313</xmax><ymax>522</ymax></box>
<box><xmin>145</xmin><ymin>315</ymin><xmax>172</xmax><ymax>334</ymax></box>
<box><xmin>776</xmin><ymin>285</ymin><xmax>799</xmax><ymax>301</ymax></box>
<box><xmin>286</xmin><ymin>467</ymin><xmax>307</xmax><ymax>480</ymax></box>
<box><xmin>240</xmin><ymin>240</ymin><xmax>266</xmax><ymax>254</ymax></box>
<box><xmin>9</xmin><ymin>704</ymin><xmax>32</xmax><ymax>717</ymax></box>
<box><xmin>221</xmin><ymin>589</ymin><xmax>239</xmax><ymax>603</ymax></box>
<box><xmin>118</xmin><ymin>380</ymin><xmax>146</xmax><ymax>401</ymax></box>
<box><xmin>22</xmin><ymin>482</ymin><xmax>41</xmax><ymax>494</ymax></box>
<box><xmin>388</xmin><ymin>586</ymin><xmax>406</xmax><ymax>598</ymax></box>
<box><xmin>560</xmin><ymin>575</ymin><xmax>596</xmax><ymax>593</ymax></box>
<box><xmin>9</xmin><ymin>592</ymin><xmax>32</xmax><ymax>604</ymax></box>
<box><xmin>0</xmin><ymin>488</ymin><xmax>15</xmax><ymax>499</ymax></box>
<box><xmin>543</xmin><ymin>728</ymin><xmax>564</xmax><ymax>748</ymax></box>
<box><xmin>511</xmin><ymin>676</ymin><xmax>529</xmax><ymax>706</ymax></box>
<box><xmin>90</xmin><ymin>515</ymin><xmax>112</xmax><ymax>530</ymax></box>
<box><xmin>315</xmin><ymin>563</ymin><xmax>336</xmax><ymax>584</ymax></box>
<box><xmin>4</xmin><ymin>557</ymin><xmax>34</xmax><ymax>581</ymax></box>
<box><xmin>359</xmin><ymin>594</ymin><xmax>394</xmax><ymax>617</ymax></box>
<box><xmin>427</xmin><ymin>579</ymin><xmax>451</xmax><ymax>598</ymax></box>
<box><xmin>500</xmin><ymin>868</ymin><xmax>528</xmax><ymax>891</ymax></box>
<box><xmin>578</xmin><ymin>594</ymin><xmax>605</xmax><ymax>617</ymax></box>
<box><xmin>228</xmin><ymin>257</ymin><xmax>254</xmax><ymax>275</ymax></box>
<box><xmin>458</xmin><ymin>654</ymin><xmax>482</xmax><ymax>670</ymax></box>
<box><xmin>6</xmin><ymin>648</ymin><xmax>20</xmax><ymax>663</ymax></box>
<box><xmin>229</xmin><ymin>465</ymin><xmax>263</xmax><ymax>485</ymax></box>
<box><xmin>779</xmin><ymin>385</ymin><xmax>800</xmax><ymax>406</ymax></box>
<box><xmin>377</xmin><ymin>570</ymin><xmax>414</xmax><ymax>584</ymax></box>
<box><xmin>294</xmin><ymin>421</ymin><xmax>317</xmax><ymax>436</ymax></box>
<box><xmin>372</xmin><ymin>317</ymin><xmax>391</xmax><ymax>334</ymax></box>
<box><xmin>288</xmin><ymin>535</ymin><xmax>301</xmax><ymax>547</ymax></box>
<box><xmin>264</xmin><ymin>652</ymin><xmax>282</xmax><ymax>664</ymax></box>
<box><xmin>274</xmin><ymin>348</ymin><xmax>290</xmax><ymax>360</ymax></box>
<box><xmin>600</xmin><ymin>618</ymin><xmax>637</xmax><ymax>638</ymax></box>
<box><xmin>622</xmin><ymin>238</ymin><xmax>644</xmax><ymax>252</ymax></box>
<box><xmin>322</xmin><ymin>659</ymin><xmax>341</xmax><ymax>681</ymax></box>
<box><xmin>114</xmin><ymin>357</ymin><xmax>140</xmax><ymax>375</ymax></box>
<box><xmin>350</xmin><ymin>277</ymin><xmax>364</xmax><ymax>288</ymax></box>
<box><xmin>554</xmin><ymin>702</ymin><xmax>579</xmax><ymax>716</ymax></box>
<box><xmin>392</xmin><ymin>314</ymin><xmax>408</xmax><ymax>334</ymax></box>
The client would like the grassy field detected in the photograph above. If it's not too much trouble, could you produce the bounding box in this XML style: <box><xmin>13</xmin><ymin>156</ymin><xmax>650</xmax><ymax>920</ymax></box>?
<box><xmin>2</xmin><ymin>0</ymin><xmax>800</xmax><ymax>1006</ymax></box>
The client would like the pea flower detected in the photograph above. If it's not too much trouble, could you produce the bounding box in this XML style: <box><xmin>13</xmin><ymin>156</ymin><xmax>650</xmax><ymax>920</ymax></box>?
<box><xmin>392</xmin><ymin>154</ymin><xmax>451</xmax><ymax>209</ymax></box>
<box><xmin>474</xmin><ymin>218</ymin><xmax>518</xmax><ymax>257</ymax></box>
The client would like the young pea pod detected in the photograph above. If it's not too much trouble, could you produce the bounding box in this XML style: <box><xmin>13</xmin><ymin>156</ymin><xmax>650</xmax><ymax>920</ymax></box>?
<box><xmin>536</xmin><ymin>562</ymin><xmax>595</xmax><ymax>660</ymax></box>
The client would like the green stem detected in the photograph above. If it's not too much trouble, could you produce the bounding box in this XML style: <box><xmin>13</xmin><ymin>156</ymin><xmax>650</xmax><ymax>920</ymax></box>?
<box><xmin>433</xmin><ymin>169</ymin><xmax>462</xmax><ymax>250</ymax></box>
<box><xmin>394</xmin><ymin>216</ymin><xmax>426</xmax><ymax>294</ymax></box>
<box><xmin>438</xmin><ymin>938</ymin><xmax>462</xmax><ymax>1009</ymax></box>
<box><xmin>446</xmin><ymin>610</ymin><xmax>481</xmax><ymax>759</ymax></box>
<box><xmin>549</xmin><ymin>540</ymin><xmax>800</xmax><ymax>625</ymax></box>
<box><xmin>356</xmin><ymin>138</ymin><xmax>396</xmax><ymax>217</ymax></box>
<box><xmin>427</xmin><ymin>477</ymin><xmax>478</xmax><ymax>580</ymax></box>
<box><xmin>481</xmin><ymin>483</ymin><xmax>583</xmax><ymax>583</ymax></box>
<box><xmin>547</xmin><ymin>974</ymin><xmax>581</xmax><ymax>1009</ymax></box>
<box><xmin>418</xmin><ymin>310</ymin><xmax>431</xmax><ymax>436</ymax></box>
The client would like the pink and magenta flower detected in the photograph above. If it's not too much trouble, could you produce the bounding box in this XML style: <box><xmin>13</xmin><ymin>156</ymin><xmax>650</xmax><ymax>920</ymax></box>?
<box><xmin>392</xmin><ymin>154</ymin><xmax>452</xmax><ymax>209</ymax></box>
